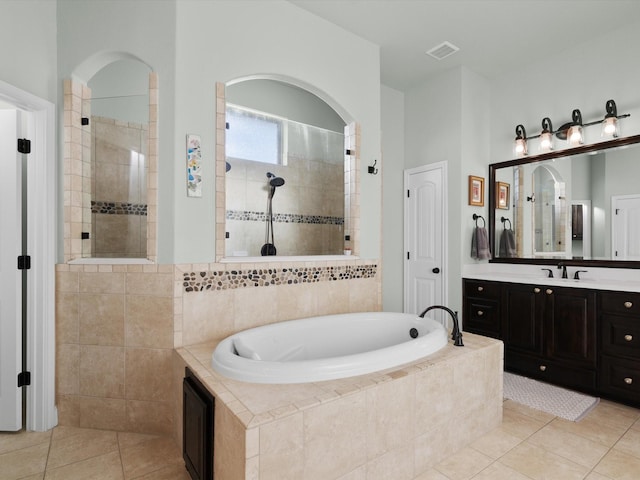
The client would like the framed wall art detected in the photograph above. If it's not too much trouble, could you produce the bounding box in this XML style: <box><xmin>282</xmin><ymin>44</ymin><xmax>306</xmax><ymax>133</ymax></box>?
<box><xmin>496</xmin><ymin>182</ymin><xmax>510</xmax><ymax>210</ymax></box>
<box><xmin>468</xmin><ymin>175</ymin><xmax>484</xmax><ymax>207</ymax></box>
<box><xmin>187</xmin><ymin>134</ymin><xmax>202</xmax><ymax>197</ymax></box>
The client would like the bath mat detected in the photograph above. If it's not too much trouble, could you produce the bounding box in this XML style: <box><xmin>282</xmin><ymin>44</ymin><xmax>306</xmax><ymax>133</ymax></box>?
<box><xmin>503</xmin><ymin>372</ymin><xmax>599</xmax><ymax>422</ymax></box>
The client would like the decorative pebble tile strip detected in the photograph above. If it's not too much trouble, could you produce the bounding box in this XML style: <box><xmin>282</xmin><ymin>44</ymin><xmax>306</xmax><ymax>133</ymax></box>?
<box><xmin>92</xmin><ymin>201</ymin><xmax>148</xmax><ymax>216</ymax></box>
<box><xmin>226</xmin><ymin>209</ymin><xmax>343</xmax><ymax>225</ymax></box>
<box><xmin>183</xmin><ymin>264</ymin><xmax>377</xmax><ymax>292</ymax></box>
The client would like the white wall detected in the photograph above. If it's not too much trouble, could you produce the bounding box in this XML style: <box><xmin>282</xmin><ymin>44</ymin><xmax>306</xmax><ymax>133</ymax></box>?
<box><xmin>0</xmin><ymin>1</ymin><xmax>57</xmax><ymax>102</ymax></box>
<box><xmin>381</xmin><ymin>84</ymin><xmax>404</xmax><ymax>312</ymax></box>
<box><xmin>174</xmin><ymin>0</ymin><xmax>381</xmax><ymax>263</ymax></box>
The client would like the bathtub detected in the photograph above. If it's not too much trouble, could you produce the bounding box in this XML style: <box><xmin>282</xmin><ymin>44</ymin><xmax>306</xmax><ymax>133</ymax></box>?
<box><xmin>211</xmin><ymin>312</ymin><xmax>449</xmax><ymax>384</ymax></box>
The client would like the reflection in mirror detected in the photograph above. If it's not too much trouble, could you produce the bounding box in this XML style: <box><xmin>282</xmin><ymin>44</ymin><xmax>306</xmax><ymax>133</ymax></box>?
<box><xmin>86</xmin><ymin>60</ymin><xmax>151</xmax><ymax>258</ymax></box>
<box><xmin>490</xmin><ymin>135</ymin><xmax>640</xmax><ymax>267</ymax></box>
<box><xmin>532</xmin><ymin>165</ymin><xmax>567</xmax><ymax>256</ymax></box>
<box><xmin>224</xmin><ymin>79</ymin><xmax>348</xmax><ymax>257</ymax></box>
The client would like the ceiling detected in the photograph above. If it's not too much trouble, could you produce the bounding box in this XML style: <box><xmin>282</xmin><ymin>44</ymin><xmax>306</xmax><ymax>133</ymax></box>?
<box><xmin>289</xmin><ymin>0</ymin><xmax>640</xmax><ymax>91</ymax></box>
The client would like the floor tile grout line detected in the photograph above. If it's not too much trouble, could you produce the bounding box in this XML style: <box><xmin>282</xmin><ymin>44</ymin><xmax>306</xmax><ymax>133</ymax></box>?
<box><xmin>117</xmin><ymin>432</ymin><xmax>126</xmax><ymax>480</ymax></box>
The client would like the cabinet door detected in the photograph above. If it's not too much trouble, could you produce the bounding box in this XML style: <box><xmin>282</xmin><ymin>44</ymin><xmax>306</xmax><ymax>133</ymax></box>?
<box><xmin>546</xmin><ymin>287</ymin><xmax>596</xmax><ymax>368</ymax></box>
<box><xmin>504</xmin><ymin>284</ymin><xmax>544</xmax><ymax>355</ymax></box>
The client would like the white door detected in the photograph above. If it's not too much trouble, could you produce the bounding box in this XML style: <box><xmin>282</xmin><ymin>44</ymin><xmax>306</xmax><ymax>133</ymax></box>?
<box><xmin>0</xmin><ymin>109</ymin><xmax>22</xmax><ymax>431</ymax></box>
<box><xmin>404</xmin><ymin>162</ymin><xmax>447</xmax><ymax>316</ymax></box>
<box><xmin>612</xmin><ymin>194</ymin><xmax>640</xmax><ymax>260</ymax></box>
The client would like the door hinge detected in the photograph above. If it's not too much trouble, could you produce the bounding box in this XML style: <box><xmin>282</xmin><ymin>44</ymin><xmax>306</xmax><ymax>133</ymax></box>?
<box><xmin>17</xmin><ymin>138</ymin><xmax>31</xmax><ymax>154</ymax></box>
<box><xmin>18</xmin><ymin>371</ymin><xmax>31</xmax><ymax>387</ymax></box>
<box><xmin>17</xmin><ymin>255</ymin><xmax>31</xmax><ymax>270</ymax></box>
<box><xmin>407</xmin><ymin>252</ymin><xmax>410</xmax><ymax>260</ymax></box>
<box><xmin>615</xmin><ymin>208</ymin><xmax>620</xmax><ymax>215</ymax></box>
<box><xmin>407</xmin><ymin>190</ymin><xmax>410</xmax><ymax>198</ymax></box>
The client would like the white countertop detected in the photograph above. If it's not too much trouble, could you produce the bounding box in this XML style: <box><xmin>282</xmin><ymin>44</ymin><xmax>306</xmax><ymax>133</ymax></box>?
<box><xmin>462</xmin><ymin>264</ymin><xmax>640</xmax><ymax>293</ymax></box>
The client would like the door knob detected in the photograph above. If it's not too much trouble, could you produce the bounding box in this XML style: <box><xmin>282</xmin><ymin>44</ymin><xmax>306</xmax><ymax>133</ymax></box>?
<box><xmin>432</xmin><ymin>267</ymin><xmax>440</xmax><ymax>274</ymax></box>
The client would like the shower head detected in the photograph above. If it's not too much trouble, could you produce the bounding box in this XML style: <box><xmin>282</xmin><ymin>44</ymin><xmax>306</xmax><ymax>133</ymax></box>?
<box><xmin>266</xmin><ymin>172</ymin><xmax>285</xmax><ymax>187</ymax></box>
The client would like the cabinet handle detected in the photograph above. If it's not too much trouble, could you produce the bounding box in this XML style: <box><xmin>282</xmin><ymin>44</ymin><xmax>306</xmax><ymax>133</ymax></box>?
<box><xmin>546</xmin><ymin>289</ymin><xmax>553</xmax><ymax>295</ymax></box>
<box><xmin>539</xmin><ymin>365</ymin><xmax>547</xmax><ymax>372</ymax></box>
<box><xmin>477</xmin><ymin>286</ymin><xmax>484</xmax><ymax>292</ymax></box>
<box><xmin>625</xmin><ymin>334</ymin><xmax>633</xmax><ymax>342</ymax></box>
<box><xmin>624</xmin><ymin>301</ymin><xmax>633</xmax><ymax>309</ymax></box>
<box><xmin>624</xmin><ymin>377</ymin><xmax>633</xmax><ymax>385</ymax></box>
<box><xmin>534</xmin><ymin>288</ymin><xmax>541</xmax><ymax>293</ymax></box>
<box><xmin>477</xmin><ymin>310</ymin><xmax>484</xmax><ymax>316</ymax></box>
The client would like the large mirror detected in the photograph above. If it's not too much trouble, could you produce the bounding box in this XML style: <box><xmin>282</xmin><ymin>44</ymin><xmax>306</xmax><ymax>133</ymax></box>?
<box><xmin>489</xmin><ymin>134</ymin><xmax>640</xmax><ymax>268</ymax></box>
<box><xmin>223</xmin><ymin>79</ymin><xmax>350</xmax><ymax>258</ymax></box>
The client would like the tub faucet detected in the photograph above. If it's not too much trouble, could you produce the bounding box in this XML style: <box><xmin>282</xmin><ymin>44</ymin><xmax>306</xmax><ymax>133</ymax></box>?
<box><xmin>557</xmin><ymin>263</ymin><xmax>568</xmax><ymax>279</ymax></box>
<box><xmin>419</xmin><ymin>305</ymin><xmax>464</xmax><ymax>347</ymax></box>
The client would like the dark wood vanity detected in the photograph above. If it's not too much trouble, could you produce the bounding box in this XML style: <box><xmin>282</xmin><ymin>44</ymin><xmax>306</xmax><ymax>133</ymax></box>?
<box><xmin>463</xmin><ymin>278</ymin><xmax>639</xmax><ymax>407</ymax></box>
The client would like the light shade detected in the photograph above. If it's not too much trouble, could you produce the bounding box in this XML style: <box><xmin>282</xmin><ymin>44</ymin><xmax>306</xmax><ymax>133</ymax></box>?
<box><xmin>514</xmin><ymin>124</ymin><xmax>527</xmax><ymax>156</ymax></box>
<box><xmin>539</xmin><ymin>117</ymin><xmax>553</xmax><ymax>151</ymax></box>
<box><xmin>602</xmin><ymin>99</ymin><xmax>619</xmax><ymax>138</ymax></box>
<box><xmin>567</xmin><ymin>109</ymin><xmax>584</xmax><ymax>146</ymax></box>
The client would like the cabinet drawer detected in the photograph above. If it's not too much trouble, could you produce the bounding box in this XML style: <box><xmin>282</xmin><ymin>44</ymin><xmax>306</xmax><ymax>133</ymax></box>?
<box><xmin>505</xmin><ymin>350</ymin><xmax>597</xmax><ymax>392</ymax></box>
<box><xmin>599</xmin><ymin>291</ymin><xmax>640</xmax><ymax>316</ymax></box>
<box><xmin>464</xmin><ymin>280</ymin><xmax>501</xmax><ymax>299</ymax></box>
<box><xmin>600</xmin><ymin>356</ymin><xmax>640</xmax><ymax>404</ymax></box>
<box><xmin>601</xmin><ymin>314</ymin><xmax>640</xmax><ymax>359</ymax></box>
<box><xmin>464</xmin><ymin>299</ymin><xmax>500</xmax><ymax>337</ymax></box>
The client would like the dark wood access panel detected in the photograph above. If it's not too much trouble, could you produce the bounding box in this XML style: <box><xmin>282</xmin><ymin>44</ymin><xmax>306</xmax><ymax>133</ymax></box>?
<box><xmin>183</xmin><ymin>367</ymin><xmax>214</xmax><ymax>480</ymax></box>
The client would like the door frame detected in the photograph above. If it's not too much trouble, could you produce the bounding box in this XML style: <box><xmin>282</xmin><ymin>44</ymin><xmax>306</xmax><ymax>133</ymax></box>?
<box><xmin>0</xmin><ymin>79</ymin><xmax>57</xmax><ymax>431</ymax></box>
<box><xmin>611</xmin><ymin>193</ymin><xmax>640</xmax><ymax>260</ymax></box>
<box><xmin>403</xmin><ymin>161</ymin><xmax>448</xmax><ymax>313</ymax></box>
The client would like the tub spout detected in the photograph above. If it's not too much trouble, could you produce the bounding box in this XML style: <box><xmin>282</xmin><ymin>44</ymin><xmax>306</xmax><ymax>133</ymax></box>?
<box><xmin>418</xmin><ymin>305</ymin><xmax>464</xmax><ymax>347</ymax></box>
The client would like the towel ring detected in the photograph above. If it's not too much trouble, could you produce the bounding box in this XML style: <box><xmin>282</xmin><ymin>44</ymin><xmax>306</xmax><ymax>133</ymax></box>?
<box><xmin>472</xmin><ymin>213</ymin><xmax>485</xmax><ymax>227</ymax></box>
<box><xmin>501</xmin><ymin>216</ymin><xmax>512</xmax><ymax>230</ymax></box>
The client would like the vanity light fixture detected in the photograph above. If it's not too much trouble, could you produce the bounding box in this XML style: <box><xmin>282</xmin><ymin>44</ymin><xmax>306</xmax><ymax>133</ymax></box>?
<box><xmin>512</xmin><ymin>99</ymin><xmax>630</xmax><ymax>155</ymax></box>
<box><xmin>539</xmin><ymin>117</ymin><xmax>554</xmax><ymax>151</ymax></box>
<box><xmin>567</xmin><ymin>109</ymin><xmax>584</xmax><ymax>146</ymax></box>
<box><xmin>514</xmin><ymin>124</ymin><xmax>528</xmax><ymax>156</ymax></box>
<box><xmin>602</xmin><ymin>99</ymin><xmax>619</xmax><ymax>138</ymax></box>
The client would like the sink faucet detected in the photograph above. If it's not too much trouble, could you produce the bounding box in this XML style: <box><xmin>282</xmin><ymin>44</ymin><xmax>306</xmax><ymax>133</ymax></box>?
<box><xmin>418</xmin><ymin>305</ymin><xmax>464</xmax><ymax>346</ymax></box>
<box><xmin>557</xmin><ymin>263</ymin><xmax>568</xmax><ymax>279</ymax></box>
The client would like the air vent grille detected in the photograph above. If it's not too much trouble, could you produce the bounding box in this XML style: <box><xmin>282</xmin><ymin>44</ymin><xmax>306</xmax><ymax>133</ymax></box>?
<box><xmin>426</xmin><ymin>41</ymin><xmax>460</xmax><ymax>60</ymax></box>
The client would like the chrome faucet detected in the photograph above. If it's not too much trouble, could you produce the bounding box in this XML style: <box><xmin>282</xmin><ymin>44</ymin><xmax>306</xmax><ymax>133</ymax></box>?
<box><xmin>557</xmin><ymin>263</ymin><xmax>568</xmax><ymax>279</ymax></box>
<box><xmin>419</xmin><ymin>305</ymin><xmax>464</xmax><ymax>346</ymax></box>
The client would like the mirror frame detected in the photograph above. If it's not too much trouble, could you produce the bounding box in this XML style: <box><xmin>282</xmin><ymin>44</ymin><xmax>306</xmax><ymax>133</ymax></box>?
<box><xmin>489</xmin><ymin>133</ymin><xmax>640</xmax><ymax>269</ymax></box>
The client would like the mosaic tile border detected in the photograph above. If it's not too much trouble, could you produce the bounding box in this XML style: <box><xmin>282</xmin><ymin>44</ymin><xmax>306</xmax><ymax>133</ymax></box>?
<box><xmin>183</xmin><ymin>264</ymin><xmax>377</xmax><ymax>292</ymax></box>
<box><xmin>226</xmin><ymin>210</ymin><xmax>343</xmax><ymax>225</ymax></box>
<box><xmin>92</xmin><ymin>201</ymin><xmax>148</xmax><ymax>216</ymax></box>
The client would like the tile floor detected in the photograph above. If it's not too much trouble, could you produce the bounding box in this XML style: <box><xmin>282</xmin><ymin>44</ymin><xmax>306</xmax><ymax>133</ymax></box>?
<box><xmin>0</xmin><ymin>398</ymin><xmax>638</xmax><ymax>480</ymax></box>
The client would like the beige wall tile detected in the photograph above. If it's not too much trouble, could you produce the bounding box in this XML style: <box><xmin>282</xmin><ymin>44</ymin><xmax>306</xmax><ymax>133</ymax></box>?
<box><xmin>365</xmin><ymin>446</ymin><xmax>414</xmax><ymax>480</ymax></box>
<box><xmin>182</xmin><ymin>290</ymin><xmax>234</xmax><ymax>346</ymax></box>
<box><xmin>125</xmin><ymin>295</ymin><xmax>173</xmax><ymax>348</ymax></box>
<box><xmin>56</xmin><ymin>344</ymin><xmax>79</xmax><ymax>395</ymax></box>
<box><xmin>57</xmin><ymin>271</ymin><xmax>79</xmax><ymax>293</ymax></box>
<box><xmin>366</xmin><ymin>374</ymin><xmax>415</xmax><ymax>460</ymax></box>
<box><xmin>126</xmin><ymin>400</ymin><xmax>174</xmax><ymax>435</ymax></box>
<box><xmin>214</xmin><ymin>402</ymin><xmax>246</xmax><ymax>480</ymax></box>
<box><xmin>79</xmin><ymin>272</ymin><xmax>125</xmax><ymax>294</ymax></box>
<box><xmin>78</xmin><ymin>396</ymin><xmax>127</xmax><ymax>431</ymax></box>
<box><xmin>126</xmin><ymin>272</ymin><xmax>173</xmax><ymax>296</ymax></box>
<box><xmin>56</xmin><ymin>394</ymin><xmax>80</xmax><ymax>427</ymax></box>
<box><xmin>303</xmin><ymin>391</ymin><xmax>367</xmax><ymax>480</ymax></box>
<box><xmin>56</xmin><ymin>292</ymin><xmax>79</xmax><ymax>344</ymax></box>
<box><xmin>259</xmin><ymin>413</ymin><xmax>304</xmax><ymax>480</ymax></box>
<box><xmin>79</xmin><ymin>345</ymin><xmax>125</xmax><ymax>398</ymax></box>
<box><xmin>125</xmin><ymin>348</ymin><xmax>173</xmax><ymax>402</ymax></box>
<box><xmin>79</xmin><ymin>293</ymin><xmax>125</xmax><ymax>346</ymax></box>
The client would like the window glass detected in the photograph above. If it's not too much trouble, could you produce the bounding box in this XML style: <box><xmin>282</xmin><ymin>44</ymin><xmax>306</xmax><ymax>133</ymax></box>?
<box><xmin>226</xmin><ymin>105</ymin><xmax>283</xmax><ymax>165</ymax></box>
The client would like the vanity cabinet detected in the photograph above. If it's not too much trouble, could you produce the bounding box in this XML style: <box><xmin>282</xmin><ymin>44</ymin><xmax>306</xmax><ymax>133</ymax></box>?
<box><xmin>462</xmin><ymin>280</ymin><xmax>502</xmax><ymax>338</ymax></box>
<box><xmin>599</xmin><ymin>291</ymin><xmax>640</xmax><ymax>404</ymax></box>
<box><xmin>504</xmin><ymin>283</ymin><xmax>597</xmax><ymax>393</ymax></box>
<box><xmin>183</xmin><ymin>367</ymin><xmax>214</xmax><ymax>480</ymax></box>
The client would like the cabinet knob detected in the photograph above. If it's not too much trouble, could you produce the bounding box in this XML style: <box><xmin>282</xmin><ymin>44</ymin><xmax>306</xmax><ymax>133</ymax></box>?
<box><xmin>477</xmin><ymin>310</ymin><xmax>484</xmax><ymax>316</ymax></box>
<box><xmin>539</xmin><ymin>365</ymin><xmax>547</xmax><ymax>372</ymax></box>
<box><xmin>624</xmin><ymin>301</ymin><xmax>633</xmax><ymax>309</ymax></box>
<box><xmin>625</xmin><ymin>334</ymin><xmax>633</xmax><ymax>342</ymax></box>
<box><xmin>477</xmin><ymin>286</ymin><xmax>484</xmax><ymax>292</ymax></box>
<box><xmin>546</xmin><ymin>289</ymin><xmax>553</xmax><ymax>295</ymax></box>
<box><xmin>624</xmin><ymin>377</ymin><xmax>633</xmax><ymax>385</ymax></box>
<box><xmin>534</xmin><ymin>287</ymin><xmax>541</xmax><ymax>293</ymax></box>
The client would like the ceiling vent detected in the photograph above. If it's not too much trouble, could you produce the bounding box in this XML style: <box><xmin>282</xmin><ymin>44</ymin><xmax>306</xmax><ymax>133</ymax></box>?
<box><xmin>426</xmin><ymin>41</ymin><xmax>460</xmax><ymax>60</ymax></box>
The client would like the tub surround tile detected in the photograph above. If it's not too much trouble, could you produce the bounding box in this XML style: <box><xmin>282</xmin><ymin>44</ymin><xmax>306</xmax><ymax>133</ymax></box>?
<box><xmin>79</xmin><ymin>345</ymin><xmax>125</xmax><ymax>398</ymax></box>
<box><xmin>176</xmin><ymin>333</ymin><xmax>503</xmax><ymax>480</ymax></box>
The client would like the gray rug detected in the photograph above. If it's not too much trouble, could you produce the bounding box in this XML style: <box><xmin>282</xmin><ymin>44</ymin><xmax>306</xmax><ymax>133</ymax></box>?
<box><xmin>504</xmin><ymin>372</ymin><xmax>599</xmax><ymax>422</ymax></box>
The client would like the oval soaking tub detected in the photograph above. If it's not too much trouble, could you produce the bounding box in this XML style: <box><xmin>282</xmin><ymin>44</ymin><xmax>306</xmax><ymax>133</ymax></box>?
<box><xmin>211</xmin><ymin>312</ymin><xmax>448</xmax><ymax>384</ymax></box>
